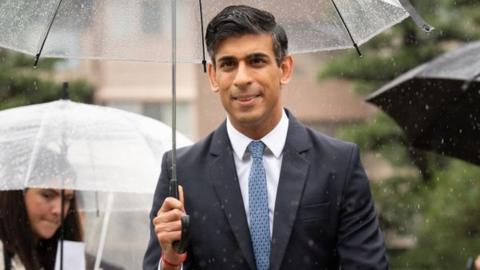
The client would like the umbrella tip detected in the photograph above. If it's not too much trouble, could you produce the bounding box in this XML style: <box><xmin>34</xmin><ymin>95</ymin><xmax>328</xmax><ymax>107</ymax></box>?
<box><xmin>33</xmin><ymin>53</ymin><xmax>40</xmax><ymax>68</ymax></box>
<box><xmin>62</xmin><ymin>82</ymin><xmax>70</xmax><ymax>100</ymax></box>
<box><xmin>354</xmin><ymin>44</ymin><xmax>363</xmax><ymax>57</ymax></box>
<box><xmin>202</xmin><ymin>60</ymin><xmax>207</xmax><ymax>73</ymax></box>
<box><xmin>422</xmin><ymin>24</ymin><xmax>434</xmax><ymax>32</ymax></box>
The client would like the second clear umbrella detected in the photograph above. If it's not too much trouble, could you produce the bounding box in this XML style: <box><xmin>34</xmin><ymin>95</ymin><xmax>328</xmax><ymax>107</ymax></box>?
<box><xmin>0</xmin><ymin>100</ymin><xmax>193</xmax><ymax>269</ymax></box>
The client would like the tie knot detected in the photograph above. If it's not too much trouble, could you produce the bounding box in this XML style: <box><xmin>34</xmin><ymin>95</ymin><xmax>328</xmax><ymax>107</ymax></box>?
<box><xmin>248</xmin><ymin>140</ymin><xmax>265</xmax><ymax>159</ymax></box>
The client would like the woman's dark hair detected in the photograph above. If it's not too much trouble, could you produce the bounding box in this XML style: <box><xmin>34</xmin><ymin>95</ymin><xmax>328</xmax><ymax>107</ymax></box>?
<box><xmin>205</xmin><ymin>5</ymin><xmax>288</xmax><ymax>66</ymax></box>
<box><xmin>0</xmin><ymin>190</ymin><xmax>83</xmax><ymax>270</ymax></box>
<box><xmin>0</xmin><ymin>148</ymin><xmax>82</xmax><ymax>269</ymax></box>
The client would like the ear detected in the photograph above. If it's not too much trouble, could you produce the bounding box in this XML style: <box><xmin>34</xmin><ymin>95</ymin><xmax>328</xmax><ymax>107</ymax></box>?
<box><xmin>279</xmin><ymin>55</ymin><xmax>294</xmax><ymax>85</ymax></box>
<box><xmin>207</xmin><ymin>63</ymin><xmax>220</xmax><ymax>93</ymax></box>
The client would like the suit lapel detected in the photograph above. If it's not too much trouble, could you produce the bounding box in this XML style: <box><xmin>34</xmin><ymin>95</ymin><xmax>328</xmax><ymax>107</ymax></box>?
<box><xmin>209</xmin><ymin>123</ymin><xmax>256</xmax><ymax>270</ymax></box>
<box><xmin>270</xmin><ymin>113</ymin><xmax>312</xmax><ymax>270</ymax></box>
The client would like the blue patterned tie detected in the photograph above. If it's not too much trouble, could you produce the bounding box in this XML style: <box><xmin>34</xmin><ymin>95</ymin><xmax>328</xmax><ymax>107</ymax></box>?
<box><xmin>248</xmin><ymin>140</ymin><xmax>270</xmax><ymax>270</ymax></box>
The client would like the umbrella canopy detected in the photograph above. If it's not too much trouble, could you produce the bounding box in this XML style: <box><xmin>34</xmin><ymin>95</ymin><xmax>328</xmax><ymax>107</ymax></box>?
<box><xmin>366</xmin><ymin>41</ymin><xmax>480</xmax><ymax>165</ymax></box>
<box><xmin>0</xmin><ymin>100</ymin><xmax>192</xmax><ymax>193</ymax></box>
<box><xmin>0</xmin><ymin>0</ymin><xmax>426</xmax><ymax>63</ymax></box>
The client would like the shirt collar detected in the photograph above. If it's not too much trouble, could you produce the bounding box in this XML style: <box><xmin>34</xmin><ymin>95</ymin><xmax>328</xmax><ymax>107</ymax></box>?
<box><xmin>227</xmin><ymin>109</ymin><xmax>289</xmax><ymax>160</ymax></box>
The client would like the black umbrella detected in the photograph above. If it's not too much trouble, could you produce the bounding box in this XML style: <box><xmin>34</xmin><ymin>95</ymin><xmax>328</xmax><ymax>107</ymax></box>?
<box><xmin>366</xmin><ymin>41</ymin><xmax>480</xmax><ymax>165</ymax></box>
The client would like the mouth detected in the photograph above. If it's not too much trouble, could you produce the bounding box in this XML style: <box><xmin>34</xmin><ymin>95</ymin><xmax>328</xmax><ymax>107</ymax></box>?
<box><xmin>41</xmin><ymin>219</ymin><xmax>60</xmax><ymax>227</ymax></box>
<box><xmin>233</xmin><ymin>94</ymin><xmax>261</xmax><ymax>105</ymax></box>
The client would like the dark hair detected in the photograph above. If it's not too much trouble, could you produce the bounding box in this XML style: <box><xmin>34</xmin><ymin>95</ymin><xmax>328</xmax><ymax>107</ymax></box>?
<box><xmin>0</xmin><ymin>190</ymin><xmax>83</xmax><ymax>270</ymax></box>
<box><xmin>205</xmin><ymin>5</ymin><xmax>288</xmax><ymax>66</ymax></box>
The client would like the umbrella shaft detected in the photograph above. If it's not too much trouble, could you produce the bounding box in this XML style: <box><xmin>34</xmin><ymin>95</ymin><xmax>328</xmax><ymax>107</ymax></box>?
<box><xmin>60</xmin><ymin>190</ymin><xmax>65</xmax><ymax>270</ymax></box>
<box><xmin>171</xmin><ymin>0</ymin><xmax>177</xmax><ymax>181</ymax></box>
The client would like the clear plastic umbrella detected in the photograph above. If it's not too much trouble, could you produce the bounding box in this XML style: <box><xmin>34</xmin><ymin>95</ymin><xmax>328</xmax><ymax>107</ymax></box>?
<box><xmin>0</xmin><ymin>99</ymin><xmax>193</xmax><ymax>269</ymax></box>
<box><xmin>0</xmin><ymin>0</ymin><xmax>431</xmax><ymax>63</ymax></box>
<box><xmin>0</xmin><ymin>99</ymin><xmax>191</xmax><ymax>192</ymax></box>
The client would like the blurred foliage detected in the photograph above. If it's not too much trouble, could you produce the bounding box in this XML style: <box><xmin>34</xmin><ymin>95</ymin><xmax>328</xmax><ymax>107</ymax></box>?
<box><xmin>319</xmin><ymin>0</ymin><xmax>480</xmax><ymax>269</ymax></box>
<box><xmin>0</xmin><ymin>49</ymin><xmax>94</xmax><ymax>110</ymax></box>
<box><xmin>371</xmin><ymin>175</ymin><xmax>425</xmax><ymax>237</ymax></box>
<box><xmin>391</xmin><ymin>161</ymin><xmax>480</xmax><ymax>269</ymax></box>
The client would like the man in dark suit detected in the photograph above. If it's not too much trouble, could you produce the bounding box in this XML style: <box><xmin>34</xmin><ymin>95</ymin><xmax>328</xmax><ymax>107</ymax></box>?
<box><xmin>144</xmin><ymin>5</ymin><xmax>388</xmax><ymax>270</ymax></box>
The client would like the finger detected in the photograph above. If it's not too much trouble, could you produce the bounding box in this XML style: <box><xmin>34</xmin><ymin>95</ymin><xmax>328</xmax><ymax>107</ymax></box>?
<box><xmin>153</xmin><ymin>208</ymin><xmax>185</xmax><ymax>224</ymax></box>
<box><xmin>157</xmin><ymin>230</ymin><xmax>182</xmax><ymax>241</ymax></box>
<box><xmin>157</xmin><ymin>197</ymin><xmax>183</xmax><ymax>216</ymax></box>
<box><xmin>179</xmin><ymin>185</ymin><xmax>185</xmax><ymax>209</ymax></box>
<box><xmin>154</xmin><ymin>219</ymin><xmax>183</xmax><ymax>234</ymax></box>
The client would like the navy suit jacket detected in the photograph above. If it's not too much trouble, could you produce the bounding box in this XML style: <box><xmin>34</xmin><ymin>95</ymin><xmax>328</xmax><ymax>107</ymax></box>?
<box><xmin>143</xmin><ymin>111</ymin><xmax>388</xmax><ymax>270</ymax></box>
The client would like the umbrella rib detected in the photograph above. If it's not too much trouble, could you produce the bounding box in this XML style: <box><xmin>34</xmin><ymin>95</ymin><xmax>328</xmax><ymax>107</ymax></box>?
<box><xmin>329</xmin><ymin>0</ymin><xmax>362</xmax><ymax>56</ymax></box>
<box><xmin>34</xmin><ymin>0</ymin><xmax>65</xmax><ymax>67</ymax></box>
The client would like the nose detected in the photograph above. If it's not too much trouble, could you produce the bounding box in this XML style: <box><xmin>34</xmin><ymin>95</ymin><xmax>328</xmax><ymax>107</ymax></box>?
<box><xmin>51</xmin><ymin>198</ymin><xmax>62</xmax><ymax>217</ymax></box>
<box><xmin>233</xmin><ymin>62</ymin><xmax>252</xmax><ymax>89</ymax></box>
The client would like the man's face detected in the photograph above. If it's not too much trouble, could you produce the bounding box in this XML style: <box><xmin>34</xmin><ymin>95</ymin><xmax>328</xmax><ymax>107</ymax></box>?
<box><xmin>208</xmin><ymin>34</ymin><xmax>293</xmax><ymax>139</ymax></box>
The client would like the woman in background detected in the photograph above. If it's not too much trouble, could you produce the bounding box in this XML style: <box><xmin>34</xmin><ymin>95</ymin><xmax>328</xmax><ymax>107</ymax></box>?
<box><xmin>0</xmin><ymin>188</ymin><xmax>83</xmax><ymax>270</ymax></box>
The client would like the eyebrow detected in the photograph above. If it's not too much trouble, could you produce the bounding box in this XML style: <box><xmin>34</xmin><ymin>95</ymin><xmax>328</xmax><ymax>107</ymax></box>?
<box><xmin>216</xmin><ymin>55</ymin><xmax>236</xmax><ymax>64</ymax></box>
<box><xmin>47</xmin><ymin>189</ymin><xmax>74</xmax><ymax>198</ymax></box>
<box><xmin>247</xmin><ymin>53</ymin><xmax>269</xmax><ymax>60</ymax></box>
<box><xmin>216</xmin><ymin>52</ymin><xmax>270</xmax><ymax>63</ymax></box>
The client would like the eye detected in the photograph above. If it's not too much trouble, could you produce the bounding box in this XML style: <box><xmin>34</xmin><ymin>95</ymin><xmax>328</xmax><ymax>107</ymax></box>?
<box><xmin>219</xmin><ymin>59</ymin><xmax>236</xmax><ymax>70</ymax></box>
<box><xmin>40</xmin><ymin>190</ymin><xmax>55</xmax><ymax>200</ymax></box>
<box><xmin>249</xmin><ymin>56</ymin><xmax>267</xmax><ymax>67</ymax></box>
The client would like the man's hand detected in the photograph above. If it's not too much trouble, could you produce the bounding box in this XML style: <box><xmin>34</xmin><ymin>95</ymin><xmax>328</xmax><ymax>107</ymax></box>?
<box><xmin>153</xmin><ymin>185</ymin><xmax>186</xmax><ymax>268</ymax></box>
<box><xmin>475</xmin><ymin>255</ymin><xmax>480</xmax><ymax>270</ymax></box>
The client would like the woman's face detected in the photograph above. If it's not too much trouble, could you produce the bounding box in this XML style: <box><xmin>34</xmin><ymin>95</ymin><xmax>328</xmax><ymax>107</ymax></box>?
<box><xmin>24</xmin><ymin>188</ymin><xmax>74</xmax><ymax>240</ymax></box>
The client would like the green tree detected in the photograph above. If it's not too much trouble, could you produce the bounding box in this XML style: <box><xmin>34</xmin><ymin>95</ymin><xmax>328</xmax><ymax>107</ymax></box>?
<box><xmin>0</xmin><ymin>49</ymin><xmax>93</xmax><ymax>109</ymax></box>
<box><xmin>320</xmin><ymin>1</ymin><xmax>480</xmax><ymax>269</ymax></box>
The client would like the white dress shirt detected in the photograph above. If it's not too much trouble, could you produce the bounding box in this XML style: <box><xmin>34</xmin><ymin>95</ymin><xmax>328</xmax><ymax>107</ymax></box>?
<box><xmin>226</xmin><ymin>109</ymin><xmax>289</xmax><ymax>236</ymax></box>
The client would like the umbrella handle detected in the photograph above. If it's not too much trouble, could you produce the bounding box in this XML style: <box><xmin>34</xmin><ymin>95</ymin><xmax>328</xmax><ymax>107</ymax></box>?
<box><xmin>172</xmin><ymin>215</ymin><xmax>190</xmax><ymax>254</ymax></box>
